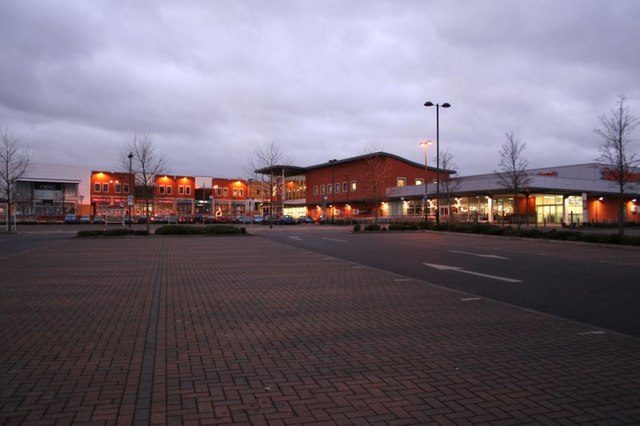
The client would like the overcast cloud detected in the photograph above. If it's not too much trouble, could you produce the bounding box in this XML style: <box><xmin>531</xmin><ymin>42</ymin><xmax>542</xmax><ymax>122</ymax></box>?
<box><xmin>1</xmin><ymin>0</ymin><xmax>639</xmax><ymax>177</ymax></box>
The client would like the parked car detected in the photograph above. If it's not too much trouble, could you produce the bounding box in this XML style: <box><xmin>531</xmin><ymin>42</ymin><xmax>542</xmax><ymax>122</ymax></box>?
<box><xmin>79</xmin><ymin>215</ymin><xmax>91</xmax><ymax>224</ymax></box>
<box><xmin>92</xmin><ymin>215</ymin><xmax>106</xmax><ymax>224</ymax></box>
<box><xmin>253</xmin><ymin>215</ymin><xmax>264</xmax><ymax>224</ymax></box>
<box><xmin>135</xmin><ymin>216</ymin><xmax>148</xmax><ymax>224</ymax></box>
<box><xmin>298</xmin><ymin>215</ymin><xmax>315</xmax><ymax>224</ymax></box>
<box><xmin>150</xmin><ymin>215</ymin><xmax>168</xmax><ymax>224</ymax></box>
<box><xmin>278</xmin><ymin>215</ymin><xmax>297</xmax><ymax>225</ymax></box>
<box><xmin>64</xmin><ymin>214</ymin><xmax>77</xmax><ymax>224</ymax></box>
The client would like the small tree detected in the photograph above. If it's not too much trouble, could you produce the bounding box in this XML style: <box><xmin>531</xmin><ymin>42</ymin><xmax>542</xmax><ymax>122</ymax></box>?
<box><xmin>439</xmin><ymin>149</ymin><xmax>460</xmax><ymax>222</ymax></box>
<box><xmin>120</xmin><ymin>132</ymin><xmax>167</xmax><ymax>232</ymax></box>
<box><xmin>595</xmin><ymin>95</ymin><xmax>639</xmax><ymax>236</ymax></box>
<box><xmin>357</xmin><ymin>142</ymin><xmax>392</xmax><ymax>226</ymax></box>
<box><xmin>250</xmin><ymin>140</ymin><xmax>288</xmax><ymax>226</ymax></box>
<box><xmin>496</xmin><ymin>132</ymin><xmax>531</xmax><ymax>229</ymax></box>
<box><xmin>0</xmin><ymin>129</ymin><xmax>31</xmax><ymax>232</ymax></box>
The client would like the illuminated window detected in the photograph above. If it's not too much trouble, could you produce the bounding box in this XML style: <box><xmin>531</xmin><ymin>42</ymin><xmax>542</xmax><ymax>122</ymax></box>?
<box><xmin>239</xmin><ymin>189</ymin><xmax>244</xmax><ymax>197</ymax></box>
<box><xmin>351</xmin><ymin>181</ymin><xmax>357</xmax><ymax>191</ymax></box>
<box><xmin>232</xmin><ymin>188</ymin><xmax>238</xmax><ymax>197</ymax></box>
<box><xmin>415</xmin><ymin>178</ymin><xmax>424</xmax><ymax>185</ymax></box>
<box><xmin>397</xmin><ymin>177</ymin><xmax>406</xmax><ymax>187</ymax></box>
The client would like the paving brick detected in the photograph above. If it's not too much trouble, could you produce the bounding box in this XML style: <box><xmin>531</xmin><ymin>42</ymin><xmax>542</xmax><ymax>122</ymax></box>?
<box><xmin>0</xmin><ymin>236</ymin><xmax>639</xmax><ymax>424</ymax></box>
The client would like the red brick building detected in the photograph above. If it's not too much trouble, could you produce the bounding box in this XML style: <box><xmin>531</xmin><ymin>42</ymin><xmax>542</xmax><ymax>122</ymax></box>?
<box><xmin>154</xmin><ymin>175</ymin><xmax>196</xmax><ymax>215</ymax></box>
<box><xmin>304</xmin><ymin>152</ymin><xmax>441</xmax><ymax>220</ymax></box>
<box><xmin>212</xmin><ymin>178</ymin><xmax>249</xmax><ymax>217</ymax></box>
<box><xmin>90</xmin><ymin>170</ymin><xmax>134</xmax><ymax>218</ymax></box>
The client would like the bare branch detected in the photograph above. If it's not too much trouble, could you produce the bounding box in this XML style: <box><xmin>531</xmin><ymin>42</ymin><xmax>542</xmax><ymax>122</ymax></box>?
<box><xmin>594</xmin><ymin>94</ymin><xmax>639</xmax><ymax>235</ymax></box>
<box><xmin>1</xmin><ymin>128</ymin><xmax>32</xmax><ymax>232</ymax></box>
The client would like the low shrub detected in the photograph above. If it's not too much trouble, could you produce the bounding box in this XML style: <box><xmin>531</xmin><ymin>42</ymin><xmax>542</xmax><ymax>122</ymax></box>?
<box><xmin>388</xmin><ymin>223</ymin><xmax>418</xmax><ymax>231</ymax></box>
<box><xmin>353</xmin><ymin>223</ymin><xmax>361</xmax><ymax>232</ymax></box>
<box><xmin>154</xmin><ymin>225</ymin><xmax>246</xmax><ymax>235</ymax></box>
<box><xmin>77</xmin><ymin>230</ymin><xmax>104</xmax><ymax>237</ymax></box>
<box><xmin>364</xmin><ymin>224</ymin><xmax>381</xmax><ymax>231</ymax></box>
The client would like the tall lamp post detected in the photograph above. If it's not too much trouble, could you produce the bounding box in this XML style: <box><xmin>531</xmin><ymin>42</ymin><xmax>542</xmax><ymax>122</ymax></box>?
<box><xmin>128</xmin><ymin>152</ymin><xmax>133</xmax><ymax>228</ymax></box>
<box><xmin>419</xmin><ymin>140</ymin><xmax>433</xmax><ymax>224</ymax></box>
<box><xmin>424</xmin><ymin>101</ymin><xmax>451</xmax><ymax>224</ymax></box>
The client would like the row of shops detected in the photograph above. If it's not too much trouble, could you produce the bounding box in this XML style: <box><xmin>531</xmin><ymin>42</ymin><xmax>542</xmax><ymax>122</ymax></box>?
<box><xmin>4</xmin><ymin>161</ymin><xmax>639</xmax><ymax>225</ymax></box>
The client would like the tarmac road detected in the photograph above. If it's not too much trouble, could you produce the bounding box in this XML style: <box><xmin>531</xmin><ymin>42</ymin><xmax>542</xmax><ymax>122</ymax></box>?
<box><xmin>251</xmin><ymin>225</ymin><xmax>640</xmax><ymax>337</ymax></box>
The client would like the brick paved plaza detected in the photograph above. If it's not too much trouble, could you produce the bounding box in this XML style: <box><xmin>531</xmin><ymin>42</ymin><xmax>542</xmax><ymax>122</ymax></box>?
<box><xmin>1</xmin><ymin>235</ymin><xmax>639</xmax><ymax>425</ymax></box>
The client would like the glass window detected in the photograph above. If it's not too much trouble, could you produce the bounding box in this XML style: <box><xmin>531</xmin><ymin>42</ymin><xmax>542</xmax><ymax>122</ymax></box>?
<box><xmin>327</xmin><ymin>184</ymin><xmax>332</xmax><ymax>194</ymax></box>
<box><xmin>166</xmin><ymin>186</ymin><xmax>172</xmax><ymax>195</ymax></box>
<box><xmin>102</xmin><ymin>183</ymin><xmax>109</xmax><ymax>193</ymax></box>
<box><xmin>232</xmin><ymin>188</ymin><xmax>238</xmax><ymax>197</ymax></box>
<box><xmin>239</xmin><ymin>189</ymin><xmax>244</xmax><ymax>197</ymax></box>
<box><xmin>216</xmin><ymin>187</ymin><xmax>222</xmax><ymax>196</ymax></box>
<box><xmin>94</xmin><ymin>183</ymin><xmax>101</xmax><ymax>193</ymax></box>
<box><xmin>115</xmin><ymin>183</ymin><xmax>121</xmax><ymax>193</ymax></box>
<box><xmin>397</xmin><ymin>177</ymin><xmax>406</xmax><ymax>187</ymax></box>
<box><xmin>320</xmin><ymin>185</ymin><xmax>325</xmax><ymax>194</ymax></box>
<box><xmin>342</xmin><ymin>182</ymin><xmax>348</xmax><ymax>192</ymax></box>
<box><xmin>415</xmin><ymin>178</ymin><xmax>424</xmax><ymax>185</ymax></box>
<box><xmin>314</xmin><ymin>186</ymin><xmax>319</xmax><ymax>195</ymax></box>
<box><xmin>178</xmin><ymin>186</ymin><xmax>184</xmax><ymax>195</ymax></box>
<box><xmin>186</xmin><ymin>186</ymin><xmax>191</xmax><ymax>195</ymax></box>
<box><xmin>123</xmin><ymin>183</ymin><xmax>129</xmax><ymax>193</ymax></box>
<box><xmin>334</xmin><ymin>183</ymin><xmax>340</xmax><ymax>193</ymax></box>
<box><xmin>159</xmin><ymin>186</ymin><xmax>165</xmax><ymax>195</ymax></box>
<box><xmin>351</xmin><ymin>181</ymin><xmax>357</xmax><ymax>191</ymax></box>
<box><xmin>223</xmin><ymin>188</ymin><xmax>228</xmax><ymax>196</ymax></box>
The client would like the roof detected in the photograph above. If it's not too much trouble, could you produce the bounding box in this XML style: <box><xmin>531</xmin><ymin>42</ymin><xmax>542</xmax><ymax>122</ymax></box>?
<box><xmin>254</xmin><ymin>152</ymin><xmax>456</xmax><ymax>176</ymax></box>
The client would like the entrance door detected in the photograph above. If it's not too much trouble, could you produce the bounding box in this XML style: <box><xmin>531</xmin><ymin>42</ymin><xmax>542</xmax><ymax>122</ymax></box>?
<box><xmin>537</xmin><ymin>205</ymin><xmax>561</xmax><ymax>224</ymax></box>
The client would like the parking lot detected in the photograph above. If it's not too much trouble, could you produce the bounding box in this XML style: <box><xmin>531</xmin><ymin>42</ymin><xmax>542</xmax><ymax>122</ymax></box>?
<box><xmin>1</xmin><ymin>234</ymin><xmax>639</xmax><ymax>424</ymax></box>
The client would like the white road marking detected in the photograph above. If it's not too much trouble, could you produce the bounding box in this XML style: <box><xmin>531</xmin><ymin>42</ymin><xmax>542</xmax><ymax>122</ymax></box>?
<box><xmin>352</xmin><ymin>266</ymin><xmax>366</xmax><ymax>269</ymax></box>
<box><xmin>450</xmin><ymin>250</ymin><xmax>509</xmax><ymax>260</ymax></box>
<box><xmin>423</xmin><ymin>263</ymin><xmax>523</xmax><ymax>283</ymax></box>
<box><xmin>322</xmin><ymin>237</ymin><xmax>348</xmax><ymax>243</ymax></box>
<box><xmin>578</xmin><ymin>330</ymin><xmax>606</xmax><ymax>336</ymax></box>
<box><xmin>393</xmin><ymin>278</ymin><xmax>412</xmax><ymax>282</ymax></box>
<box><xmin>460</xmin><ymin>297</ymin><xmax>482</xmax><ymax>301</ymax></box>
<box><xmin>289</xmin><ymin>236</ymin><xmax>302</xmax><ymax>240</ymax></box>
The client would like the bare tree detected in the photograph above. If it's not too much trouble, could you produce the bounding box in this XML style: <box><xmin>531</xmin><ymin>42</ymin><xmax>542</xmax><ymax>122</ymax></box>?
<box><xmin>496</xmin><ymin>132</ymin><xmax>531</xmax><ymax>229</ymax></box>
<box><xmin>439</xmin><ymin>149</ymin><xmax>460</xmax><ymax>222</ymax></box>
<box><xmin>250</xmin><ymin>140</ymin><xmax>288</xmax><ymax>226</ymax></box>
<box><xmin>595</xmin><ymin>95</ymin><xmax>639</xmax><ymax>236</ymax></box>
<box><xmin>0</xmin><ymin>129</ymin><xmax>31</xmax><ymax>232</ymax></box>
<box><xmin>121</xmin><ymin>132</ymin><xmax>167</xmax><ymax>231</ymax></box>
<box><xmin>356</xmin><ymin>141</ymin><xmax>391</xmax><ymax>226</ymax></box>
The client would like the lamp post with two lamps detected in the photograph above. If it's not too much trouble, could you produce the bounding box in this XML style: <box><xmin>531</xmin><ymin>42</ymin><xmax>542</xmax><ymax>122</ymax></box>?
<box><xmin>419</xmin><ymin>140</ymin><xmax>433</xmax><ymax>224</ymax></box>
<box><xmin>424</xmin><ymin>101</ymin><xmax>451</xmax><ymax>225</ymax></box>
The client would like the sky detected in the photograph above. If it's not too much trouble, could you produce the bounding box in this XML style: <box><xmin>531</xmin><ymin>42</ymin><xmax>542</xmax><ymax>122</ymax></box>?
<box><xmin>1</xmin><ymin>0</ymin><xmax>639</xmax><ymax>178</ymax></box>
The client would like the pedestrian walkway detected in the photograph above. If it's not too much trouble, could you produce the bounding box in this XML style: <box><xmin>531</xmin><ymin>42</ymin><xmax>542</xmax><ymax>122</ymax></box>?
<box><xmin>1</xmin><ymin>236</ymin><xmax>639</xmax><ymax>425</ymax></box>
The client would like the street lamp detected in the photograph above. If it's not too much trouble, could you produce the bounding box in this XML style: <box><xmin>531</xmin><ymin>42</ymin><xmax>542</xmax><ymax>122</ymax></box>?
<box><xmin>128</xmin><ymin>152</ymin><xmax>133</xmax><ymax>228</ymax></box>
<box><xmin>424</xmin><ymin>101</ymin><xmax>451</xmax><ymax>224</ymax></box>
<box><xmin>419</xmin><ymin>140</ymin><xmax>433</xmax><ymax>224</ymax></box>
